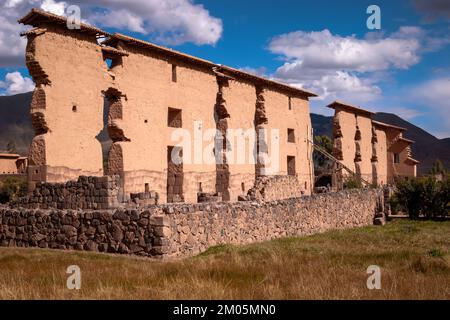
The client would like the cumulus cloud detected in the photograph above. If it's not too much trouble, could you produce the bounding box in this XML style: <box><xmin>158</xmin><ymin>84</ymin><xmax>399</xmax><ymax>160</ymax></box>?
<box><xmin>0</xmin><ymin>71</ymin><xmax>35</xmax><ymax>95</ymax></box>
<box><xmin>40</xmin><ymin>0</ymin><xmax>67</xmax><ymax>15</ymax></box>
<box><xmin>412</xmin><ymin>77</ymin><xmax>450</xmax><ymax>130</ymax></box>
<box><xmin>0</xmin><ymin>0</ymin><xmax>223</xmax><ymax>67</ymax></box>
<box><xmin>81</xmin><ymin>0</ymin><xmax>223</xmax><ymax>45</ymax></box>
<box><xmin>268</xmin><ymin>27</ymin><xmax>447</xmax><ymax>104</ymax></box>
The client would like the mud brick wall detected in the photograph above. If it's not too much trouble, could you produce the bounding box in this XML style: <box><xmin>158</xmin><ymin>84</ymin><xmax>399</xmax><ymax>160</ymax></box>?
<box><xmin>16</xmin><ymin>175</ymin><xmax>121</xmax><ymax>210</ymax></box>
<box><xmin>0</xmin><ymin>189</ymin><xmax>384</xmax><ymax>258</ymax></box>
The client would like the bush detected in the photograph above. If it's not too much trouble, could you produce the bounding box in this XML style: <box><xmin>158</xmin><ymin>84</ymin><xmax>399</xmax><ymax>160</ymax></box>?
<box><xmin>392</xmin><ymin>175</ymin><xmax>450</xmax><ymax>219</ymax></box>
<box><xmin>0</xmin><ymin>177</ymin><xmax>27</xmax><ymax>204</ymax></box>
<box><xmin>343</xmin><ymin>175</ymin><xmax>362</xmax><ymax>189</ymax></box>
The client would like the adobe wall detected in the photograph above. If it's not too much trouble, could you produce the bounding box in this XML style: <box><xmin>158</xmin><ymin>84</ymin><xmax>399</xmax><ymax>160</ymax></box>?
<box><xmin>0</xmin><ymin>159</ymin><xmax>19</xmax><ymax>174</ymax></box>
<box><xmin>25</xmin><ymin>24</ymin><xmax>110</xmax><ymax>187</ymax></box>
<box><xmin>264</xmin><ymin>91</ymin><xmax>313</xmax><ymax>194</ymax></box>
<box><xmin>104</xmin><ymin>42</ymin><xmax>314</xmax><ymax>203</ymax></box>
<box><xmin>0</xmin><ymin>188</ymin><xmax>384</xmax><ymax>258</ymax></box>
<box><xmin>356</xmin><ymin>115</ymin><xmax>373</xmax><ymax>183</ymax></box>
<box><xmin>374</xmin><ymin>128</ymin><xmax>388</xmax><ymax>185</ymax></box>
<box><xmin>22</xmin><ymin>15</ymin><xmax>315</xmax><ymax>205</ymax></box>
<box><xmin>395</xmin><ymin>148</ymin><xmax>416</xmax><ymax>177</ymax></box>
<box><xmin>333</xmin><ymin>109</ymin><xmax>356</xmax><ymax>174</ymax></box>
<box><xmin>107</xmin><ymin>42</ymin><xmax>219</xmax><ymax>204</ymax></box>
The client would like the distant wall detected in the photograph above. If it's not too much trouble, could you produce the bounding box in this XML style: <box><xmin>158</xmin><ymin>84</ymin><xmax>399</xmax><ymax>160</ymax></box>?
<box><xmin>0</xmin><ymin>189</ymin><xmax>383</xmax><ymax>258</ymax></box>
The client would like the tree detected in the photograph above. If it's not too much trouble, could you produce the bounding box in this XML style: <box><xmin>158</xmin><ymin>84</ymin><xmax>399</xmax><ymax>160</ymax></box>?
<box><xmin>429</xmin><ymin>159</ymin><xmax>447</xmax><ymax>176</ymax></box>
<box><xmin>6</xmin><ymin>141</ymin><xmax>17</xmax><ymax>154</ymax></box>
<box><xmin>313</xmin><ymin>135</ymin><xmax>333</xmax><ymax>170</ymax></box>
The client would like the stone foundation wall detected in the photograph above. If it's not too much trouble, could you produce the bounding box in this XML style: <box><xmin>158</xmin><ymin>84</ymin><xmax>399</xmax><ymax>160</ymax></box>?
<box><xmin>16</xmin><ymin>175</ymin><xmax>121</xmax><ymax>210</ymax></box>
<box><xmin>0</xmin><ymin>189</ymin><xmax>384</xmax><ymax>258</ymax></box>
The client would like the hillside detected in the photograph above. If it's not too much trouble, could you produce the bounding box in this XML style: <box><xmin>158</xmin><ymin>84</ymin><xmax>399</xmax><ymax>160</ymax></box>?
<box><xmin>0</xmin><ymin>92</ymin><xmax>33</xmax><ymax>155</ymax></box>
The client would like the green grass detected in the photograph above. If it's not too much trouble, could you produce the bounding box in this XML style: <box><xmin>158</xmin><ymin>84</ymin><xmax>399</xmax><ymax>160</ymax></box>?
<box><xmin>0</xmin><ymin>220</ymin><xmax>449</xmax><ymax>299</ymax></box>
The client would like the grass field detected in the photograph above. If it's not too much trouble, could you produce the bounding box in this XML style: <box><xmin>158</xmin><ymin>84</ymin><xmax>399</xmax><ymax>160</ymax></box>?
<box><xmin>0</xmin><ymin>220</ymin><xmax>449</xmax><ymax>299</ymax></box>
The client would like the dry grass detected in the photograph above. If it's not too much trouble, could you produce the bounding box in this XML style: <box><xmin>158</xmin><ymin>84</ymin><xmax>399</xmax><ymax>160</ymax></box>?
<box><xmin>0</xmin><ymin>220</ymin><xmax>449</xmax><ymax>299</ymax></box>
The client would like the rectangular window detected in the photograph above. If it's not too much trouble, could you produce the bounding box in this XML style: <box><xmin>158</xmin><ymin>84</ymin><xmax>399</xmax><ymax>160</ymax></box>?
<box><xmin>287</xmin><ymin>156</ymin><xmax>296</xmax><ymax>176</ymax></box>
<box><xmin>168</xmin><ymin>107</ymin><xmax>182</xmax><ymax>128</ymax></box>
<box><xmin>287</xmin><ymin>128</ymin><xmax>295</xmax><ymax>143</ymax></box>
<box><xmin>288</xmin><ymin>97</ymin><xmax>292</xmax><ymax>110</ymax></box>
<box><xmin>394</xmin><ymin>153</ymin><xmax>400</xmax><ymax>164</ymax></box>
<box><xmin>172</xmin><ymin>64</ymin><xmax>177</xmax><ymax>82</ymax></box>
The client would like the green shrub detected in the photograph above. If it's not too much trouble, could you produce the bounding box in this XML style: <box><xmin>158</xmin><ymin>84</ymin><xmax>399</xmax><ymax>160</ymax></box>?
<box><xmin>392</xmin><ymin>176</ymin><xmax>450</xmax><ymax>219</ymax></box>
<box><xmin>343</xmin><ymin>175</ymin><xmax>362</xmax><ymax>189</ymax></box>
<box><xmin>0</xmin><ymin>177</ymin><xmax>27</xmax><ymax>204</ymax></box>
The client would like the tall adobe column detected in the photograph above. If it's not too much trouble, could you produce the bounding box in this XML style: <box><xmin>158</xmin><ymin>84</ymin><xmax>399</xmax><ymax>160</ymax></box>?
<box><xmin>332</xmin><ymin>111</ymin><xmax>344</xmax><ymax>190</ymax></box>
<box><xmin>24</xmin><ymin>30</ymin><xmax>51</xmax><ymax>191</ymax></box>
<box><xmin>214</xmin><ymin>76</ymin><xmax>231</xmax><ymax>201</ymax></box>
<box><xmin>354</xmin><ymin>116</ymin><xmax>362</xmax><ymax>180</ymax></box>
<box><xmin>371</xmin><ymin>125</ymin><xmax>379</xmax><ymax>185</ymax></box>
<box><xmin>254</xmin><ymin>87</ymin><xmax>269</xmax><ymax>177</ymax></box>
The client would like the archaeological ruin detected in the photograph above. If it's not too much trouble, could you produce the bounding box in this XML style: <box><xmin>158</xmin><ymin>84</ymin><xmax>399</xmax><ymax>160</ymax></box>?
<box><xmin>328</xmin><ymin>101</ymin><xmax>419</xmax><ymax>189</ymax></box>
<box><xmin>0</xmin><ymin>9</ymin><xmax>418</xmax><ymax>258</ymax></box>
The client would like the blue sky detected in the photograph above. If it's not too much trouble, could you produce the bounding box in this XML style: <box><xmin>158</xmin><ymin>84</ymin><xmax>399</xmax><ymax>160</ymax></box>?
<box><xmin>1</xmin><ymin>0</ymin><xmax>449</xmax><ymax>137</ymax></box>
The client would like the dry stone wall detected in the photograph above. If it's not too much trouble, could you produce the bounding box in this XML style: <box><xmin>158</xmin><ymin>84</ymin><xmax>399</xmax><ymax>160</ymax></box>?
<box><xmin>16</xmin><ymin>175</ymin><xmax>121</xmax><ymax>210</ymax></box>
<box><xmin>0</xmin><ymin>188</ymin><xmax>384</xmax><ymax>258</ymax></box>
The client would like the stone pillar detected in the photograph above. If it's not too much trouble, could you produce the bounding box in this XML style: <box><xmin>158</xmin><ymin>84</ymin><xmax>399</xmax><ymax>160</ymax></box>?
<box><xmin>214</xmin><ymin>77</ymin><xmax>231</xmax><ymax>201</ymax></box>
<box><xmin>332</xmin><ymin>112</ymin><xmax>344</xmax><ymax>190</ymax></box>
<box><xmin>150</xmin><ymin>215</ymin><xmax>172</xmax><ymax>258</ymax></box>
<box><xmin>254</xmin><ymin>87</ymin><xmax>269</xmax><ymax>177</ymax></box>
<box><xmin>354</xmin><ymin>116</ymin><xmax>362</xmax><ymax>182</ymax></box>
<box><xmin>371</xmin><ymin>125</ymin><xmax>379</xmax><ymax>186</ymax></box>
<box><xmin>104</xmin><ymin>88</ymin><xmax>128</xmax><ymax>201</ymax></box>
<box><xmin>25</xmin><ymin>32</ymin><xmax>51</xmax><ymax>192</ymax></box>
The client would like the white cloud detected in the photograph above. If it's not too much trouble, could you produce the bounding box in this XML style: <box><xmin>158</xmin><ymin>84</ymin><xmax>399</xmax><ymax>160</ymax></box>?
<box><xmin>412</xmin><ymin>77</ymin><xmax>450</xmax><ymax>130</ymax></box>
<box><xmin>267</xmin><ymin>27</ymin><xmax>450</xmax><ymax>106</ymax></box>
<box><xmin>0</xmin><ymin>71</ymin><xmax>35</xmax><ymax>95</ymax></box>
<box><xmin>269</xmin><ymin>28</ymin><xmax>421</xmax><ymax>73</ymax></box>
<box><xmin>0</xmin><ymin>0</ymin><xmax>223</xmax><ymax>67</ymax></box>
<box><xmin>82</xmin><ymin>0</ymin><xmax>223</xmax><ymax>45</ymax></box>
<box><xmin>40</xmin><ymin>0</ymin><xmax>66</xmax><ymax>15</ymax></box>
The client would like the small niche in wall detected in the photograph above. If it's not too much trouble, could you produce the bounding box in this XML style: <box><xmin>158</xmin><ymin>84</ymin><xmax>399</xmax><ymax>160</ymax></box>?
<box><xmin>72</xmin><ymin>104</ymin><xmax>77</xmax><ymax>112</ymax></box>
<box><xmin>198</xmin><ymin>182</ymin><xmax>202</xmax><ymax>192</ymax></box>
<box><xmin>288</xmin><ymin>97</ymin><xmax>292</xmax><ymax>110</ymax></box>
<box><xmin>145</xmin><ymin>183</ymin><xmax>149</xmax><ymax>193</ymax></box>
<box><xmin>172</xmin><ymin>64</ymin><xmax>177</xmax><ymax>82</ymax></box>
<box><xmin>241</xmin><ymin>182</ymin><xmax>245</xmax><ymax>192</ymax></box>
<box><xmin>287</xmin><ymin>128</ymin><xmax>295</xmax><ymax>143</ymax></box>
<box><xmin>168</xmin><ymin>107</ymin><xmax>182</xmax><ymax>128</ymax></box>
<box><xmin>144</xmin><ymin>119</ymin><xmax>148</xmax><ymax>123</ymax></box>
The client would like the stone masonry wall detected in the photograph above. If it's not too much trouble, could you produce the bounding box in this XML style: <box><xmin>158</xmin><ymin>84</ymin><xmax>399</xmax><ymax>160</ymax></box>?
<box><xmin>16</xmin><ymin>175</ymin><xmax>121</xmax><ymax>210</ymax></box>
<box><xmin>0</xmin><ymin>189</ymin><xmax>383</xmax><ymax>258</ymax></box>
<box><xmin>243</xmin><ymin>175</ymin><xmax>303</xmax><ymax>201</ymax></box>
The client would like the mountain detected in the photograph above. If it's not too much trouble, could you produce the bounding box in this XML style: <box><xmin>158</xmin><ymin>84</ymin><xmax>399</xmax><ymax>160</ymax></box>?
<box><xmin>372</xmin><ymin>113</ymin><xmax>450</xmax><ymax>174</ymax></box>
<box><xmin>311</xmin><ymin>113</ymin><xmax>332</xmax><ymax>137</ymax></box>
<box><xmin>0</xmin><ymin>92</ymin><xmax>33</xmax><ymax>155</ymax></box>
<box><xmin>311</xmin><ymin>111</ymin><xmax>450</xmax><ymax>174</ymax></box>
<box><xmin>1</xmin><ymin>91</ymin><xmax>448</xmax><ymax>175</ymax></box>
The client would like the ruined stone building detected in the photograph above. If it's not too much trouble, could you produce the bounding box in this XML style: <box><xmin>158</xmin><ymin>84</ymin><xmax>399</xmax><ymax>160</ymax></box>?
<box><xmin>328</xmin><ymin>101</ymin><xmax>419</xmax><ymax>188</ymax></box>
<box><xmin>0</xmin><ymin>153</ymin><xmax>28</xmax><ymax>175</ymax></box>
<box><xmin>19</xmin><ymin>9</ymin><xmax>316</xmax><ymax>204</ymax></box>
